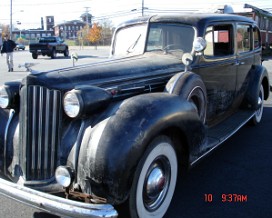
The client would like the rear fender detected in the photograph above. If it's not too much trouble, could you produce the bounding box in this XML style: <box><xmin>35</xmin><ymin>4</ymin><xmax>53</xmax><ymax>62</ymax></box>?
<box><xmin>243</xmin><ymin>65</ymin><xmax>270</xmax><ymax>109</ymax></box>
<box><xmin>77</xmin><ymin>93</ymin><xmax>205</xmax><ymax>204</ymax></box>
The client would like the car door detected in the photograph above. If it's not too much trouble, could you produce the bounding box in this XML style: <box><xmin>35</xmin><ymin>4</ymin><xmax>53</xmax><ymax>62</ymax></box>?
<box><xmin>234</xmin><ymin>23</ymin><xmax>255</xmax><ymax>106</ymax></box>
<box><xmin>197</xmin><ymin>23</ymin><xmax>238</xmax><ymax>126</ymax></box>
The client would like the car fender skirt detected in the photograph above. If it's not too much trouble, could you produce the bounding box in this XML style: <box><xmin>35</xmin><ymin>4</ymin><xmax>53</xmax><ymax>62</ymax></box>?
<box><xmin>77</xmin><ymin>93</ymin><xmax>205</xmax><ymax>204</ymax></box>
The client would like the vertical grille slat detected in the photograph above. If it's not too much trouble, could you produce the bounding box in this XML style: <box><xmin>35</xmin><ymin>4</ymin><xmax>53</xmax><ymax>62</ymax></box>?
<box><xmin>37</xmin><ymin>87</ymin><xmax>44</xmax><ymax>179</ymax></box>
<box><xmin>44</xmin><ymin>89</ymin><xmax>50</xmax><ymax>179</ymax></box>
<box><xmin>50</xmin><ymin>91</ymin><xmax>58</xmax><ymax>176</ymax></box>
<box><xmin>31</xmin><ymin>86</ymin><xmax>37</xmax><ymax>179</ymax></box>
<box><xmin>21</xmin><ymin>85</ymin><xmax>61</xmax><ymax>181</ymax></box>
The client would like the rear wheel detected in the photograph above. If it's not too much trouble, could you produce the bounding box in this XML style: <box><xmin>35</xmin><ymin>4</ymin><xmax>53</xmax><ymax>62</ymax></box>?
<box><xmin>250</xmin><ymin>84</ymin><xmax>264</xmax><ymax>125</ymax></box>
<box><xmin>129</xmin><ymin>136</ymin><xmax>178</xmax><ymax>218</ymax></box>
<box><xmin>32</xmin><ymin>53</ymin><xmax>38</xmax><ymax>59</ymax></box>
<box><xmin>64</xmin><ymin>48</ymin><xmax>69</xmax><ymax>57</ymax></box>
<box><xmin>51</xmin><ymin>49</ymin><xmax>56</xmax><ymax>59</ymax></box>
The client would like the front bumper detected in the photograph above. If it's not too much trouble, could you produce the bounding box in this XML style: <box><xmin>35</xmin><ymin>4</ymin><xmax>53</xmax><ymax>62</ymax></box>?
<box><xmin>0</xmin><ymin>178</ymin><xmax>118</xmax><ymax>218</ymax></box>
<box><xmin>30</xmin><ymin>49</ymin><xmax>51</xmax><ymax>55</ymax></box>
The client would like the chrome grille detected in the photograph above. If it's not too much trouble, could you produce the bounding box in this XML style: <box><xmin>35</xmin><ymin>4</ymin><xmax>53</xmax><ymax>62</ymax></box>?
<box><xmin>20</xmin><ymin>85</ymin><xmax>61</xmax><ymax>181</ymax></box>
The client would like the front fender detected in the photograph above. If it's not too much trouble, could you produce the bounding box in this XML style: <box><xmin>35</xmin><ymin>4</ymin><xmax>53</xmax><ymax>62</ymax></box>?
<box><xmin>77</xmin><ymin>93</ymin><xmax>205</xmax><ymax>204</ymax></box>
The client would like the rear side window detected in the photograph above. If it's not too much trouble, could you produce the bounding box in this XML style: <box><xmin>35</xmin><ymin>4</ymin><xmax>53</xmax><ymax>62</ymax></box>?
<box><xmin>236</xmin><ymin>24</ymin><xmax>251</xmax><ymax>53</ymax></box>
<box><xmin>204</xmin><ymin>24</ymin><xmax>234</xmax><ymax>57</ymax></box>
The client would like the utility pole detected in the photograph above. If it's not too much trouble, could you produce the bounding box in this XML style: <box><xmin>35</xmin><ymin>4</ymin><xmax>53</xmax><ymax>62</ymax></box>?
<box><xmin>10</xmin><ymin>0</ymin><xmax>12</xmax><ymax>39</ymax></box>
<box><xmin>142</xmin><ymin>0</ymin><xmax>144</xmax><ymax>16</ymax></box>
<box><xmin>84</xmin><ymin>7</ymin><xmax>90</xmax><ymax>46</ymax></box>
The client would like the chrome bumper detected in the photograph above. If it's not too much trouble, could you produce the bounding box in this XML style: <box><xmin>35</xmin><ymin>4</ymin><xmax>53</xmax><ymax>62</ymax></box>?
<box><xmin>0</xmin><ymin>178</ymin><xmax>118</xmax><ymax>218</ymax></box>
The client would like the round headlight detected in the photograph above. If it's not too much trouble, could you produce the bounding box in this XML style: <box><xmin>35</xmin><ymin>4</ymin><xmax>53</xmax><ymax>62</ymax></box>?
<box><xmin>55</xmin><ymin>166</ymin><xmax>74</xmax><ymax>188</ymax></box>
<box><xmin>0</xmin><ymin>86</ymin><xmax>10</xmax><ymax>108</ymax></box>
<box><xmin>63</xmin><ymin>91</ymin><xmax>81</xmax><ymax>118</ymax></box>
<box><xmin>193</xmin><ymin>37</ymin><xmax>207</xmax><ymax>52</ymax></box>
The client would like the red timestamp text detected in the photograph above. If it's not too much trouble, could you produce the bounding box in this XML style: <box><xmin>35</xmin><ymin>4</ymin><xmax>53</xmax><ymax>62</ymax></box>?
<box><xmin>204</xmin><ymin>194</ymin><xmax>248</xmax><ymax>203</ymax></box>
<box><xmin>222</xmin><ymin>194</ymin><xmax>248</xmax><ymax>202</ymax></box>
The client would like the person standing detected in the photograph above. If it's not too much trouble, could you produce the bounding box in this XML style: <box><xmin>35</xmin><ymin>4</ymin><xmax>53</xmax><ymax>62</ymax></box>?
<box><xmin>1</xmin><ymin>35</ymin><xmax>16</xmax><ymax>72</ymax></box>
<box><xmin>0</xmin><ymin>34</ymin><xmax>2</xmax><ymax>50</ymax></box>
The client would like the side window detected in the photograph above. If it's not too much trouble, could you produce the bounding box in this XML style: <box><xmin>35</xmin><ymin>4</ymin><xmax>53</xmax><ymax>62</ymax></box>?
<box><xmin>236</xmin><ymin>24</ymin><xmax>251</xmax><ymax>53</ymax></box>
<box><xmin>253</xmin><ymin>27</ymin><xmax>261</xmax><ymax>49</ymax></box>
<box><xmin>204</xmin><ymin>24</ymin><xmax>234</xmax><ymax>57</ymax></box>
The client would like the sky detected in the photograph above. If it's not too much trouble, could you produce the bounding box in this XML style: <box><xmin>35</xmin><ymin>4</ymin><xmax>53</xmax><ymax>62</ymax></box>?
<box><xmin>0</xmin><ymin>0</ymin><xmax>271</xmax><ymax>30</ymax></box>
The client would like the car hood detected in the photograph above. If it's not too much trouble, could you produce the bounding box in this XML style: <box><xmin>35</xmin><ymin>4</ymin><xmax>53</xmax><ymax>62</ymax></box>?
<box><xmin>21</xmin><ymin>53</ymin><xmax>185</xmax><ymax>91</ymax></box>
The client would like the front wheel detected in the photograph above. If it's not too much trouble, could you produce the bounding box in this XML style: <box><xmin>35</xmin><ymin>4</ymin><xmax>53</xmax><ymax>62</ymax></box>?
<box><xmin>129</xmin><ymin>136</ymin><xmax>178</xmax><ymax>218</ymax></box>
<box><xmin>250</xmin><ymin>84</ymin><xmax>264</xmax><ymax>125</ymax></box>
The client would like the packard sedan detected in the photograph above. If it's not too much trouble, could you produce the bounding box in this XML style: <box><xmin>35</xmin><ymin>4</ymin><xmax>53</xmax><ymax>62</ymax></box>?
<box><xmin>0</xmin><ymin>13</ymin><xmax>270</xmax><ymax>218</ymax></box>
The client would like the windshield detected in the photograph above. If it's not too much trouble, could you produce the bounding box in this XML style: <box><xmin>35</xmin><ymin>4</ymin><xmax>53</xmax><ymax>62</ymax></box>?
<box><xmin>113</xmin><ymin>24</ymin><xmax>147</xmax><ymax>56</ymax></box>
<box><xmin>39</xmin><ymin>37</ymin><xmax>57</xmax><ymax>43</ymax></box>
<box><xmin>112</xmin><ymin>23</ymin><xmax>195</xmax><ymax>57</ymax></box>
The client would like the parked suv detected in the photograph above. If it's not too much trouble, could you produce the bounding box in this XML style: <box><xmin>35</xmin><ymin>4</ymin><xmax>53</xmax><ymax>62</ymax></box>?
<box><xmin>0</xmin><ymin>13</ymin><xmax>270</xmax><ymax>218</ymax></box>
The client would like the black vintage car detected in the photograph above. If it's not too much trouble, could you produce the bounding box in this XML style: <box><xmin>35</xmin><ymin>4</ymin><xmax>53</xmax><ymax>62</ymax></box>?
<box><xmin>0</xmin><ymin>13</ymin><xmax>270</xmax><ymax>218</ymax></box>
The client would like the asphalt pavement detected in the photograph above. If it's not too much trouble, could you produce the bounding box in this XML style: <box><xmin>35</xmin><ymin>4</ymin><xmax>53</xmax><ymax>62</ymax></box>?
<box><xmin>0</xmin><ymin>46</ymin><xmax>110</xmax><ymax>84</ymax></box>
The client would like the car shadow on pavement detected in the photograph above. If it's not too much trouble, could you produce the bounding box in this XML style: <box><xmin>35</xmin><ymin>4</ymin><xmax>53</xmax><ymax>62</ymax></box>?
<box><xmin>38</xmin><ymin>56</ymin><xmax>71</xmax><ymax>60</ymax></box>
<box><xmin>76</xmin><ymin>55</ymin><xmax>109</xmax><ymax>59</ymax></box>
<box><xmin>33</xmin><ymin>212</ymin><xmax>60</xmax><ymax>218</ymax></box>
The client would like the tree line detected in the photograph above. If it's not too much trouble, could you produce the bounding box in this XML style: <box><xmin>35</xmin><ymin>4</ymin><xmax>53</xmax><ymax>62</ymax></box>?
<box><xmin>0</xmin><ymin>20</ymin><xmax>115</xmax><ymax>47</ymax></box>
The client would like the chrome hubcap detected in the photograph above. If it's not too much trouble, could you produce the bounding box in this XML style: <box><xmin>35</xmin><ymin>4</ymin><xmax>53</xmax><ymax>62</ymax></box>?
<box><xmin>146</xmin><ymin>168</ymin><xmax>166</xmax><ymax>198</ymax></box>
<box><xmin>143</xmin><ymin>158</ymin><xmax>170</xmax><ymax>211</ymax></box>
<box><xmin>256</xmin><ymin>90</ymin><xmax>263</xmax><ymax>117</ymax></box>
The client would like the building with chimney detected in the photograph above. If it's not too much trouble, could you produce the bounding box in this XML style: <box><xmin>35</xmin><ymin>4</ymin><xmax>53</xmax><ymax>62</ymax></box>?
<box><xmin>12</xmin><ymin>16</ymin><xmax>55</xmax><ymax>41</ymax></box>
<box><xmin>46</xmin><ymin>16</ymin><xmax>55</xmax><ymax>31</ymax></box>
<box><xmin>54</xmin><ymin>12</ymin><xmax>92</xmax><ymax>39</ymax></box>
<box><xmin>54</xmin><ymin>20</ymin><xmax>86</xmax><ymax>39</ymax></box>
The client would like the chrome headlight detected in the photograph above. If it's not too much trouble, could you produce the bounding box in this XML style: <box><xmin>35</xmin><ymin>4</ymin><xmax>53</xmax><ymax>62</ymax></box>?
<box><xmin>0</xmin><ymin>86</ymin><xmax>10</xmax><ymax>109</ymax></box>
<box><xmin>63</xmin><ymin>86</ymin><xmax>112</xmax><ymax>118</ymax></box>
<box><xmin>193</xmin><ymin>37</ymin><xmax>207</xmax><ymax>53</ymax></box>
<box><xmin>63</xmin><ymin>91</ymin><xmax>82</xmax><ymax>118</ymax></box>
<box><xmin>55</xmin><ymin>166</ymin><xmax>74</xmax><ymax>188</ymax></box>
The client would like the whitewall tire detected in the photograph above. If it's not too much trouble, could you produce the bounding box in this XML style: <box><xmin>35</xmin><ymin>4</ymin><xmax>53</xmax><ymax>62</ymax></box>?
<box><xmin>129</xmin><ymin>136</ymin><xmax>178</xmax><ymax>218</ymax></box>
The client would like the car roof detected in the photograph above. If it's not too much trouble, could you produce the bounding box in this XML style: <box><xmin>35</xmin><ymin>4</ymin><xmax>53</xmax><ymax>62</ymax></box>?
<box><xmin>119</xmin><ymin>13</ymin><xmax>255</xmax><ymax>27</ymax></box>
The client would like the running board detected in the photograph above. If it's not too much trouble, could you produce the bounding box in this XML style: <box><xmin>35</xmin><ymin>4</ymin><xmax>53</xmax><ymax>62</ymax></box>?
<box><xmin>190</xmin><ymin>110</ymin><xmax>255</xmax><ymax>166</ymax></box>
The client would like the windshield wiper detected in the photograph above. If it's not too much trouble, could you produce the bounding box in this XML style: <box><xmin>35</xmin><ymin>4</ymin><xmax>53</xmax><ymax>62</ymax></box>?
<box><xmin>126</xmin><ymin>34</ymin><xmax>142</xmax><ymax>54</ymax></box>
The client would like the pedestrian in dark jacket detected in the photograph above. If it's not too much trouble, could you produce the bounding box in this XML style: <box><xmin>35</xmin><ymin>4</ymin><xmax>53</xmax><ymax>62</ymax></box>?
<box><xmin>1</xmin><ymin>35</ymin><xmax>16</xmax><ymax>72</ymax></box>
